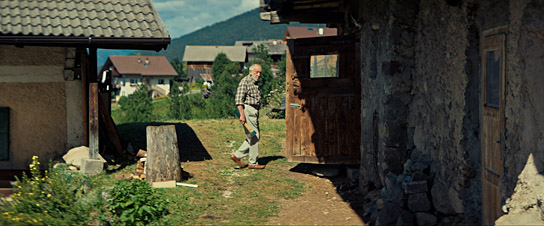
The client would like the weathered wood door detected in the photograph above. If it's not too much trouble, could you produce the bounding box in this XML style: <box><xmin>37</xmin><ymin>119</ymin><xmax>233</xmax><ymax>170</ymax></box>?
<box><xmin>285</xmin><ymin>35</ymin><xmax>360</xmax><ymax>164</ymax></box>
<box><xmin>481</xmin><ymin>29</ymin><xmax>506</xmax><ymax>225</ymax></box>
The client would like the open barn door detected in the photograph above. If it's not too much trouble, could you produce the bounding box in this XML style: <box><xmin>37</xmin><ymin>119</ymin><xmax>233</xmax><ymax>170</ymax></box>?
<box><xmin>285</xmin><ymin>35</ymin><xmax>360</xmax><ymax>164</ymax></box>
<box><xmin>481</xmin><ymin>27</ymin><xmax>506</xmax><ymax>225</ymax></box>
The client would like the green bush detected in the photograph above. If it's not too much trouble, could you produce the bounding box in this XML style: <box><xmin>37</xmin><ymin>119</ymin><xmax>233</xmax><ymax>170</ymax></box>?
<box><xmin>106</xmin><ymin>180</ymin><xmax>169</xmax><ymax>226</ymax></box>
<box><xmin>0</xmin><ymin>156</ymin><xmax>92</xmax><ymax>226</ymax></box>
<box><xmin>120</xmin><ymin>85</ymin><xmax>153</xmax><ymax>122</ymax></box>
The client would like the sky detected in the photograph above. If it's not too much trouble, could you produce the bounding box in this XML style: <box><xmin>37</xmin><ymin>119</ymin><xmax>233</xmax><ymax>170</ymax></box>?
<box><xmin>153</xmin><ymin>0</ymin><xmax>260</xmax><ymax>38</ymax></box>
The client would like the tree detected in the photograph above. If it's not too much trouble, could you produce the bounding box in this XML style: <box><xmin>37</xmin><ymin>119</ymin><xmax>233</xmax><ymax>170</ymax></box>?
<box><xmin>168</xmin><ymin>82</ymin><xmax>191</xmax><ymax>120</ymax></box>
<box><xmin>244</xmin><ymin>44</ymin><xmax>284</xmax><ymax>106</ymax></box>
<box><xmin>208</xmin><ymin>53</ymin><xmax>241</xmax><ymax>118</ymax></box>
<box><xmin>120</xmin><ymin>85</ymin><xmax>153</xmax><ymax>122</ymax></box>
<box><xmin>170</xmin><ymin>57</ymin><xmax>186</xmax><ymax>80</ymax></box>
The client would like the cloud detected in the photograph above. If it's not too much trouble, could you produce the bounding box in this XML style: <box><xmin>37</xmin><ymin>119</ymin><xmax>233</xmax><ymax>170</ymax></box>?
<box><xmin>151</xmin><ymin>0</ymin><xmax>259</xmax><ymax>38</ymax></box>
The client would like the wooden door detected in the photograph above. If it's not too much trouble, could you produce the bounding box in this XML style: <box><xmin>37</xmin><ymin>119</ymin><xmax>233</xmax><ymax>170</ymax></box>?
<box><xmin>285</xmin><ymin>35</ymin><xmax>360</xmax><ymax>164</ymax></box>
<box><xmin>481</xmin><ymin>29</ymin><xmax>506</xmax><ymax>225</ymax></box>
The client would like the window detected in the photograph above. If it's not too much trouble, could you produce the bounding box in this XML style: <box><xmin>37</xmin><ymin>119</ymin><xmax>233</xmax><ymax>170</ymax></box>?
<box><xmin>158</xmin><ymin>79</ymin><xmax>165</xmax><ymax>84</ymax></box>
<box><xmin>484</xmin><ymin>50</ymin><xmax>501</xmax><ymax>108</ymax></box>
<box><xmin>0</xmin><ymin>107</ymin><xmax>9</xmax><ymax>160</ymax></box>
<box><xmin>310</xmin><ymin>54</ymin><xmax>338</xmax><ymax>78</ymax></box>
<box><xmin>130</xmin><ymin>79</ymin><xmax>137</xmax><ymax>86</ymax></box>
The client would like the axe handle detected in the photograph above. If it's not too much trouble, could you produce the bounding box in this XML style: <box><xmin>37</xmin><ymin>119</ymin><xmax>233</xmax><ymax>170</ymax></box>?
<box><xmin>234</xmin><ymin>108</ymin><xmax>256</xmax><ymax>138</ymax></box>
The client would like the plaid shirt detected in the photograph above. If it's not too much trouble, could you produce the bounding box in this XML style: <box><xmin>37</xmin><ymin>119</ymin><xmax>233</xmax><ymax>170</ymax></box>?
<box><xmin>235</xmin><ymin>74</ymin><xmax>261</xmax><ymax>107</ymax></box>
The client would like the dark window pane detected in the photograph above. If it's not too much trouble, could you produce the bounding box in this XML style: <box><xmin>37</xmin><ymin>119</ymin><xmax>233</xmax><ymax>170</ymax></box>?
<box><xmin>485</xmin><ymin>51</ymin><xmax>501</xmax><ymax>108</ymax></box>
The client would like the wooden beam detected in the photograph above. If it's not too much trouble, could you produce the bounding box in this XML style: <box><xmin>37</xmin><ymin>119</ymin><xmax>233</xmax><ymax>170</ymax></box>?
<box><xmin>89</xmin><ymin>83</ymin><xmax>99</xmax><ymax>159</ymax></box>
<box><xmin>80</xmin><ymin>49</ymin><xmax>89</xmax><ymax>146</ymax></box>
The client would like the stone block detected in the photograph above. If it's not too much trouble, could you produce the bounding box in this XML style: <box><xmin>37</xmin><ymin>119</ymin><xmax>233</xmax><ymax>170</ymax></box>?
<box><xmin>151</xmin><ymin>180</ymin><xmax>176</xmax><ymax>188</ymax></box>
<box><xmin>63</xmin><ymin>146</ymin><xmax>106</xmax><ymax>168</ymax></box>
<box><xmin>80</xmin><ymin>158</ymin><xmax>104</xmax><ymax>175</ymax></box>
<box><xmin>346</xmin><ymin>167</ymin><xmax>360</xmax><ymax>181</ymax></box>
<box><xmin>395</xmin><ymin>209</ymin><xmax>415</xmax><ymax>226</ymax></box>
<box><xmin>415</xmin><ymin>212</ymin><xmax>437</xmax><ymax>226</ymax></box>
<box><xmin>403</xmin><ymin>180</ymin><xmax>428</xmax><ymax>194</ymax></box>
<box><xmin>376</xmin><ymin>202</ymin><xmax>403</xmax><ymax>226</ymax></box>
<box><xmin>408</xmin><ymin>193</ymin><xmax>431</xmax><ymax>212</ymax></box>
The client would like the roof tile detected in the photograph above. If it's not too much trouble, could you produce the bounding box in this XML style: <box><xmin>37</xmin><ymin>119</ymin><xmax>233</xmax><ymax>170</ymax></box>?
<box><xmin>0</xmin><ymin>0</ymin><xmax>169</xmax><ymax>38</ymax></box>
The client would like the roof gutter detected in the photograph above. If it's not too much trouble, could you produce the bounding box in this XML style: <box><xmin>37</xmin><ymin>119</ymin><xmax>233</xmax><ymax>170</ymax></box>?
<box><xmin>0</xmin><ymin>36</ymin><xmax>170</xmax><ymax>51</ymax></box>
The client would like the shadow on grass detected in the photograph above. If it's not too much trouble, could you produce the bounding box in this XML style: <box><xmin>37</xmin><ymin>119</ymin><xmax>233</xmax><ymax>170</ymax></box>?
<box><xmin>289</xmin><ymin>163</ymin><xmax>366</xmax><ymax>223</ymax></box>
<box><xmin>117</xmin><ymin>122</ymin><xmax>212</xmax><ymax>162</ymax></box>
<box><xmin>258</xmin><ymin>156</ymin><xmax>286</xmax><ymax>165</ymax></box>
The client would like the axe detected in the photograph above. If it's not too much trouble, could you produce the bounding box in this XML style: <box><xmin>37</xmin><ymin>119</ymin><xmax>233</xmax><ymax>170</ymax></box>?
<box><xmin>234</xmin><ymin>108</ymin><xmax>257</xmax><ymax>138</ymax></box>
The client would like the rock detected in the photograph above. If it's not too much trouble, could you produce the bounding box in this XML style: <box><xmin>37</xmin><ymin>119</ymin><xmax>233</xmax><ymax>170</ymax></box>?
<box><xmin>448</xmin><ymin>185</ymin><xmax>464</xmax><ymax>214</ymax></box>
<box><xmin>376</xmin><ymin>202</ymin><xmax>403</xmax><ymax>226</ymax></box>
<box><xmin>403</xmin><ymin>180</ymin><xmax>428</xmax><ymax>194</ymax></box>
<box><xmin>395</xmin><ymin>209</ymin><xmax>415</xmax><ymax>226</ymax></box>
<box><xmin>410</xmin><ymin>161</ymin><xmax>429</xmax><ymax>172</ymax></box>
<box><xmin>386</xmin><ymin>183</ymin><xmax>404</xmax><ymax>204</ymax></box>
<box><xmin>68</xmin><ymin>165</ymin><xmax>79</xmax><ymax>171</ymax></box>
<box><xmin>495</xmin><ymin>208</ymin><xmax>544</xmax><ymax>225</ymax></box>
<box><xmin>432</xmin><ymin>178</ymin><xmax>462</xmax><ymax>215</ymax></box>
<box><xmin>80</xmin><ymin>158</ymin><xmax>104</xmax><ymax>175</ymax></box>
<box><xmin>346</xmin><ymin>167</ymin><xmax>360</xmax><ymax>181</ymax></box>
<box><xmin>408</xmin><ymin>193</ymin><xmax>431</xmax><ymax>212</ymax></box>
<box><xmin>416</xmin><ymin>212</ymin><xmax>437</xmax><ymax>226</ymax></box>
<box><xmin>63</xmin><ymin>146</ymin><xmax>106</xmax><ymax>168</ymax></box>
<box><xmin>404</xmin><ymin>159</ymin><xmax>413</xmax><ymax>174</ymax></box>
<box><xmin>312</xmin><ymin>167</ymin><xmax>339</xmax><ymax>178</ymax></box>
<box><xmin>385</xmin><ymin>172</ymin><xmax>398</xmax><ymax>191</ymax></box>
<box><xmin>376</xmin><ymin>198</ymin><xmax>385</xmax><ymax>210</ymax></box>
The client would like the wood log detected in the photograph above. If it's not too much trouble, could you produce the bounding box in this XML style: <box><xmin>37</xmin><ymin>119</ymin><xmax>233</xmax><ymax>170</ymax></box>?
<box><xmin>145</xmin><ymin>125</ymin><xmax>182</xmax><ymax>183</ymax></box>
<box><xmin>89</xmin><ymin>83</ymin><xmax>99</xmax><ymax>159</ymax></box>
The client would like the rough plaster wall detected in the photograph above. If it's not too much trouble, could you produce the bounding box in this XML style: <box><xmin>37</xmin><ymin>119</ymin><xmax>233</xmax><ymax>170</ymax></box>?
<box><xmin>359</xmin><ymin>0</ymin><xmax>417</xmax><ymax>192</ymax></box>
<box><xmin>0</xmin><ymin>83</ymin><xmax>67</xmax><ymax>170</ymax></box>
<box><xmin>502</xmin><ymin>0</ymin><xmax>544</xmax><ymax>210</ymax></box>
<box><xmin>0</xmin><ymin>46</ymin><xmax>73</xmax><ymax>169</ymax></box>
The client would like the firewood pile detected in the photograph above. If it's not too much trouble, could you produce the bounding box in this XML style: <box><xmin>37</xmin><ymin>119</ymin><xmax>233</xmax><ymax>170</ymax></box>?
<box><xmin>133</xmin><ymin>149</ymin><xmax>147</xmax><ymax>180</ymax></box>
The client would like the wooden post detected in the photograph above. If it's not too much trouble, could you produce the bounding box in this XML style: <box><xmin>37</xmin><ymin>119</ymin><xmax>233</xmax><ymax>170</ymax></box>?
<box><xmin>145</xmin><ymin>125</ymin><xmax>182</xmax><ymax>183</ymax></box>
<box><xmin>89</xmin><ymin>83</ymin><xmax>99</xmax><ymax>159</ymax></box>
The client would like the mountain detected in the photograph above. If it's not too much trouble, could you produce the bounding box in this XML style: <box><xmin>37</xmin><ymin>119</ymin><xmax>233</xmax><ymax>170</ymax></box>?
<box><xmin>133</xmin><ymin>8</ymin><xmax>319</xmax><ymax>60</ymax></box>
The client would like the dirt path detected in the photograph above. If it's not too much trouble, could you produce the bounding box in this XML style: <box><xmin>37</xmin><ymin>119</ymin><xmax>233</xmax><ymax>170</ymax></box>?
<box><xmin>266</xmin><ymin>165</ymin><xmax>366</xmax><ymax>225</ymax></box>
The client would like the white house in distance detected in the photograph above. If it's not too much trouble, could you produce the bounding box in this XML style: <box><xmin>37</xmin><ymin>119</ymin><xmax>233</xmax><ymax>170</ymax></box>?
<box><xmin>101</xmin><ymin>56</ymin><xmax>178</xmax><ymax>101</ymax></box>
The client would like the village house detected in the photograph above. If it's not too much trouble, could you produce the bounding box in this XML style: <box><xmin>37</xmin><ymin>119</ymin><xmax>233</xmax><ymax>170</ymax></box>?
<box><xmin>262</xmin><ymin>0</ymin><xmax>544</xmax><ymax>225</ymax></box>
<box><xmin>235</xmin><ymin>39</ymin><xmax>286</xmax><ymax>75</ymax></box>
<box><xmin>101</xmin><ymin>56</ymin><xmax>178</xmax><ymax>101</ymax></box>
<box><xmin>182</xmin><ymin>45</ymin><xmax>247</xmax><ymax>84</ymax></box>
<box><xmin>0</xmin><ymin>0</ymin><xmax>170</xmax><ymax>175</ymax></box>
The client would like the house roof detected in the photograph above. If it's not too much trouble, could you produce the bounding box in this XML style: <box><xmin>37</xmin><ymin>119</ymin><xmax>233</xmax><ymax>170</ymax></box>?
<box><xmin>284</xmin><ymin>27</ymin><xmax>337</xmax><ymax>40</ymax></box>
<box><xmin>108</xmin><ymin>56</ymin><xmax>178</xmax><ymax>77</ymax></box>
<box><xmin>182</xmin><ymin>45</ymin><xmax>247</xmax><ymax>63</ymax></box>
<box><xmin>0</xmin><ymin>0</ymin><xmax>170</xmax><ymax>50</ymax></box>
<box><xmin>234</xmin><ymin>40</ymin><xmax>286</xmax><ymax>55</ymax></box>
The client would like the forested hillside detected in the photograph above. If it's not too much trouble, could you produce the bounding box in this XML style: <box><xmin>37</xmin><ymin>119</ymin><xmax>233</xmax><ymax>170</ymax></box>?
<box><xmin>133</xmin><ymin>8</ymin><xmax>319</xmax><ymax>60</ymax></box>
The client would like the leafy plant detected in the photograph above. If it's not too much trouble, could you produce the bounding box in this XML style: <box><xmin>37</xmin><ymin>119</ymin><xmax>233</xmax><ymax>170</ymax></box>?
<box><xmin>106</xmin><ymin>180</ymin><xmax>169</xmax><ymax>226</ymax></box>
<box><xmin>0</xmin><ymin>156</ymin><xmax>92</xmax><ymax>226</ymax></box>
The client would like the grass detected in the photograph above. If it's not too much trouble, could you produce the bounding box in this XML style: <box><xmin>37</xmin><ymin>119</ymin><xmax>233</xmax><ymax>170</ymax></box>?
<box><xmin>111</xmin><ymin>117</ymin><xmax>303</xmax><ymax>225</ymax></box>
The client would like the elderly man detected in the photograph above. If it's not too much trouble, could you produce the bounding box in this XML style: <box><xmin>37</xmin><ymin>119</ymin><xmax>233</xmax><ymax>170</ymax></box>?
<box><xmin>231</xmin><ymin>64</ymin><xmax>265</xmax><ymax>169</ymax></box>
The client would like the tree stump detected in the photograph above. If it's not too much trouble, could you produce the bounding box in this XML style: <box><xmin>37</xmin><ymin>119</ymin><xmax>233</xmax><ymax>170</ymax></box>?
<box><xmin>145</xmin><ymin>125</ymin><xmax>182</xmax><ymax>183</ymax></box>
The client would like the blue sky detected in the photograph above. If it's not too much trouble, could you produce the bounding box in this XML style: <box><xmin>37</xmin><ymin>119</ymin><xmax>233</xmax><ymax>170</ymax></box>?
<box><xmin>153</xmin><ymin>0</ymin><xmax>259</xmax><ymax>38</ymax></box>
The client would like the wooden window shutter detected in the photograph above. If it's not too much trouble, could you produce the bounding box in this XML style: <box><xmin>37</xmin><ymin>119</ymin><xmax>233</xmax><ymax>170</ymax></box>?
<box><xmin>0</xmin><ymin>107</ymin><xmax>9</xmax><ymax>160</ymax></box>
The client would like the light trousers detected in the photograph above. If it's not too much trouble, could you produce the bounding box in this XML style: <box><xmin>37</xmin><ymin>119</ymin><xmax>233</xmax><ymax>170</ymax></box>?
<box><xmin>233</xmin><ymin>105</ymin><xmax>260</xmax><ymax>165</ymax></box>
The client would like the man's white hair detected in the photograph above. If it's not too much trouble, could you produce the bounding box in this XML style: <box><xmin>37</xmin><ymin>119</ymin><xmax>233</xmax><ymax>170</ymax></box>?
<box><xmin>249</xmin><ymin>64</ymin><xmax>260</xmax><ymax>72</ymax></box>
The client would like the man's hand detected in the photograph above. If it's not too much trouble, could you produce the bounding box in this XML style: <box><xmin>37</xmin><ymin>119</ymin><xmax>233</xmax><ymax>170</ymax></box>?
<box><xmin>237</xmin><ymin>105</ymin><xmax>246</xmax><ymax>124</ymax></box>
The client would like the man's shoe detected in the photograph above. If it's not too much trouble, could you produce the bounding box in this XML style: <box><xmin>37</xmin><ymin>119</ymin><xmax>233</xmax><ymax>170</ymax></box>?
<box><xmin>230</xmin><ymin>154</ymin><xmax>245</xmax><ymax>168</ymax></box>
<box><xmin>248</xmin><ymin>164</ymin><xmax>265</xmax><ymax>169</ymax></box>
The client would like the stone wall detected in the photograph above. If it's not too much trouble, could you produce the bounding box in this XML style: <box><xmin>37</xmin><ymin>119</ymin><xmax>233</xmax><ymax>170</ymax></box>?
<box><xmin>357</xmin><ymin>0</ymin><xmax>544</xmax><ymax>224</ymax></box>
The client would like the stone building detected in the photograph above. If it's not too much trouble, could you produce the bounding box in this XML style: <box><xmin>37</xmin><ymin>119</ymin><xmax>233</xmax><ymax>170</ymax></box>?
<box><xmin>0</xmin><ymin>0</ymin><xmax>170</xmax><ymax>173</ymax></box>
<box><xmin>261</xmin><ymin>0</ymin><xmax>544</xmax><ymax>224</ymax></box>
